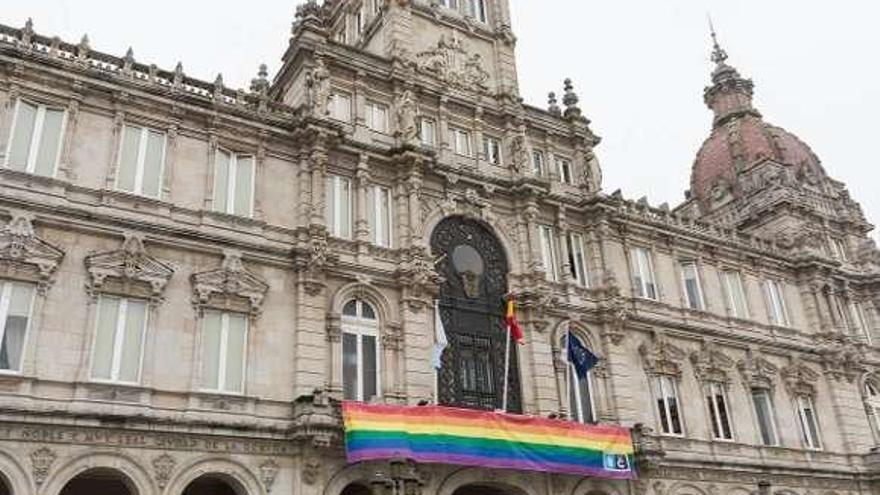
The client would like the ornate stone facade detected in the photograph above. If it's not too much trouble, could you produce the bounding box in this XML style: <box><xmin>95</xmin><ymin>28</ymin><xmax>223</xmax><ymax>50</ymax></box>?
<box><xmin>0</xmin><ymin>2</ymin><xmax>878</xmax><ymax>495</ymax></box>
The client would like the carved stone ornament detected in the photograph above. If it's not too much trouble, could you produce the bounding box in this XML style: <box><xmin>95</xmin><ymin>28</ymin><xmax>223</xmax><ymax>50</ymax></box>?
<box><xmin>191</xmin><ymin>250</ymin><xmax>269</xmax><ymax>316</ymax></box>
<box><xmin>30</xmin><ymin>446</ymin><xmax>56</xmax><ymax>485</ymax></box>
<box><xmin>302</xmin><ymin>456</ymin><xmax>321</xmax><ymax>486</ymax></box>
<box><xmin>509</xmin><ymin>135</ymin><xmax>526</xmax><ymax>173</ymax></box>
<box><xmin>639</xmin><ymin>335</ymin><xmax>686</xmax><ymax>377</ymax></box>
<box><xmin>84</xmin><ymin>232</ymin><xmax>174</xmax><ymax>301</ymax></box>
<box><xmin>151</xmin><ymin>453</ymin><xmax>176</xmax><ymax>490</ymax></box>
<box><xmin>438</xmin><ymin>188</ymin><xmax>494</xmax><ymax>224</ymax></box>
<box><xmin>306</xmin><ymin>57</ymin><xmax>331</xmax><ymax>118</ymax></box>
<box><xmin>395</xmin><ymin>89</ymin><xmax>419</xmax><ymax>146</ymax></box>
<box><xmin>689</xmin><ymin>341</ymin><xmax>735</xmax><ymax>384</ymax></box>
<box><xmin>813</xmin><ymin>332</ymin><xmax>866</xmax><ymax>383</ymax></box>
<box><xmin>414</xmin><ymin>35</ymin><xmax>490</xmax><ymax>93</ymax></box>
<box><xmin>737</xmin><ymin>351</ymin><xmax>778</xmax><ymax>390</ymax></box>
<box><xmin>396</xmin><ymin>245</ymin><xmax>441</xmax><ymax>311</ymax></box>
<box><xmin>0</xmin><ymin>213</ymin><xmax>65</xmax><ymax>291</ymax></box>
<box><xmin>780</xmin><ymin>357</ymin><xmax>820</xmax><ymax>397</ymax></box>
<box><xmin>259</xmin><ymin>459</ymin><xmax>280</xmax><ymax>492</ymax></box>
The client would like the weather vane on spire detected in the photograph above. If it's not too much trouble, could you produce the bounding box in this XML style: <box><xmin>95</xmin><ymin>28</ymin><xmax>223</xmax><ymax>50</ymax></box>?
<box><xmin>707</xmin><ymin>14</ymin><xmax>728</xmax><ymax>65</ymax></box>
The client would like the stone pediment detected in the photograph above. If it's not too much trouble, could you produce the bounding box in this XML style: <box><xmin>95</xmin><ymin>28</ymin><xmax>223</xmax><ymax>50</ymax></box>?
<box><xmin>191</xmin><ymin>250</ymin><xmax>269</xmax><ymax>316</ymax></box>
<box><xmin>690</xmin><ymin>341</ymin><xmax>735</xmax><ymax>384</ymax></box>
<box><xmin>780</xmin><ymin>357</ymin><xmax>820</xmax><ymax>396</ymax></box>
<box><xmin>414</xmin><ymin>35</ymin><xmax>490</xmax><ymax>93</ymax></box>
<box><xmin>639</xmin><ymin>335</ymin><xmax>686</xmax><ymax>377</ymax></box>
<box><xmin>84</xmin><ymin>232</ymin><xmax>174</xmax><ymax>300</ymax></box>
<box><xmin>737</xmin><ymin>352</ymin><xmax>778</xmax><ymax>390</ymax></box>
<box><xmin>0</xmin><ymin>213</ymin><xmax>64</xmax><ymax>290</ymax></box>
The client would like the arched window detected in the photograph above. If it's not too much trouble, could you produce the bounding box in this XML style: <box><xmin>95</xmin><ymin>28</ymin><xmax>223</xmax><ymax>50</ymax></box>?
<box><xmin>562</xmin><ymin>332</ymin><xmax>596</xmax><ymax>424</ymax></box>
<box><xmin>342</xmin><ymin>299</ymin><xmax>380</xmax><ymax>402</ymax></box>
<box><xmin>866</xmin><ymin>380</ymin><xmax>880</xmax><ymax>437</ymax></box>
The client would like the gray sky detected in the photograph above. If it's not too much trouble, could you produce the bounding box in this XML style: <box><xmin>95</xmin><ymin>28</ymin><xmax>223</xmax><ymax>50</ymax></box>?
<box><xmin>4</xmin><ymin>1</ymin><xmax>878</xmax><ymax>240</ymax></box>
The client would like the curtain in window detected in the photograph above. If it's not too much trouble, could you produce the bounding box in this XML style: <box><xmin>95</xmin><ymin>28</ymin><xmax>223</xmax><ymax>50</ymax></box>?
<box><xmin>343</xmin><ymin>333</ymin><xmax>358</xmax><ymax>400</ymax></box>
<box><xmin>141</xmin><ymin>130</ymin><xmax>165</xmax><ymax>197</ymax></box>
<box><xmin>7</xmin><ymin>101</ymin><xmax>37</xmax><ymax>170</ymax></box>
<box><xmin>214</xmin><ymin>151</ymin><xmax>231</xmax><ymax>213</ymax></box>
<box><xmin>92</xmin><ymin>297</ymin><xmax>120</xmax><ymax>380</ymax></box>
<box><xmin>201</xmin><ymin>312</ymin><xmax>222</xmax><ymax>390</ymax></box>
<box><xmin>33</xmin><ymin>108</ymin><xmax>63</xmax><ymax>177</ymax></box>
<box><xmin>224</xmin><ymin>314</ymin><xmax>247</xmax><ymax>393</ymax></box>
<box><xmin>233</xmin><ymin>156</ymin><xmax>254</xmax><ymax>217</ymax></box>
<box><xmin>117</xmin><ymin>125</ymin><xmax>142</xmax><ymax>192</ymax></box>
<box><xmin>118</xmin><ymin>299</ymin><xmax>146</xmax><ymax>383</ymax></box>
<box><xmin>0</xmin><ymin>283</ymin><xmax>34</xmax><ymax>371</ymax></box>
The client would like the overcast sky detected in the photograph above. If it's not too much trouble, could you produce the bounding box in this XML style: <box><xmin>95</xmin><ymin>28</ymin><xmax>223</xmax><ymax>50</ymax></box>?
<box><xmin>4</xmin><ymin>1</ymin><xmax>878</xmax><ymax>240</ymax></box>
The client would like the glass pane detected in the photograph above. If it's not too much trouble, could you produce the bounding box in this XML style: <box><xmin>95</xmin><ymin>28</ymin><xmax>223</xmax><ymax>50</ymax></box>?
<box><xmin>224</xmin><ymin>314</ymin><xmax>247</xmax><ymax>392</ymax></box>
<box><xmin>233</xmin><ymin>156</ymin><xmax>254</xmax><ymax>217</ymax></box>
<box><xmin>8</xmin><ymin>283</ymin><xmax>34</xmax><ymax>316</ymax></box>
<box><xmin>118</xmin><ymin>299</ymin><xmax>146</xmax><ymax>382</ymax></box>
<box><xmin>804</xmin><ymin>402</ymin><xmax>820</xmax><ymax>447</ymax></box>
<box><xmin>7</xmin><ymin>101</ymin><xmax>37</xmax><ymax>170</ymax></box>
<box><xmin>379</xmin><ymin>188</ymin><xmax>390</xmax><ymax>246</ymax></box>
<box><xmin>141</xmin><ymin>130</ymin><xmax>165</xmax><ymax>197</ymax></box>
<box><xmin>92</xmin><ymin>297</ymin><xmax>120</xmax><ymax>380</ymax></box>
<box><xmin>360</xmin><ymin>301</ymin><xmax>376</xmax><ymax>320</ymax></box>
<box><xmin>325</xmin><ymin>177</ymin><xmax>335</xmax><ymax>231</ymax></box>
<box><xmin>214</xmin><ymin>151</ymin><xmax>230</xmax><ymax>213</ymax></box>
<box><xmin>578</xmin><ymin>373</ymin><xmax>594</xmax><ymax>423</ymax></box>
<box><xmin>34</xmin><ymin>109</ymin><xmax>63</xmax><ymax>177</ymax></box>
<box><xmin>362</xmin><ymin>335</ymin><xmax>378</xmax><ymax>400</ymax></box>
<box><xmin>342</xmin><ymin>300</ymin><xmax>358</xmax><ymax>317</ymax></box>
<box><xmin>0</xmin><ymin>283</ymin><xmax>34</xmax><ymax>371</ymax></box>
<box><xmin>343</xmin><ymin>333</ymin><xmax>358</xmax><ymax>400</ymax></box>
<box><xmin>201</xmin><ymin>312</ymin><xmax>222</xmax><ymax>390</ymax></box>
<box><xmin>716</xmin><ymin>389</ymin><xmax>732</xmax><ymax>439</ymax></box>
<box><xmin>707</xmin><ymin>391</ymin><xmax>721</xmax><ymax>438</ymax></box>
<box><xmin>753</xmin><ymin>389</ymin><xmax>776</xmax><ymax>445</ymax></box>
<box><xmin>117</xmin><ymin>125</ymin><xmax>141</xmax><ymax>192</ymax></box>
<box><xmin>339</xmin><ymin>178</ymin><xmax>351</xmax><ymax>238</ymax></box>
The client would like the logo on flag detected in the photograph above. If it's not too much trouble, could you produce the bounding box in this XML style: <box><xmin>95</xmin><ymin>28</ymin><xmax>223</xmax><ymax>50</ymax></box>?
<box><xmin>603</xmin><ymin>453</ymin><xmax>631</xmax><ymax>471</ymax></box>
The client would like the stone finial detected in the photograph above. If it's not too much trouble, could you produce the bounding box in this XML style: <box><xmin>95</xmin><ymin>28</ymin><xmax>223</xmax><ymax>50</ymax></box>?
<box><xmin>21</xmin><ymin>18</ymin><xmax>34</xmax><ymax>47</ymax></box>
<box><xmin>213</xmin><ymin>73</ymin><xmax>225</xmax><ymax>100</ymax></box>
<box><xmin>562</xmin><ymin>78</ymin><xmax>582</xmax><ymax>118</ymax></box>
<box><xmin>250</xmin><ymin>63</ymin><xmax>270</xmax><ymax>95</ymax></box>
<box><xmin>173</xmin><ymin>62</ymin><xmax>184</xmax><ymax>88</ymax></box>
<box><xmin>547</xmin><ymin>92</ymin><xmax>561</xmax><ymax>116</ymax></box>
<box><xmin>709</xmin><ymin>16</ymin><xmax>728</xmax><ymax>66</ymax></box>
<box><xmin>122</xmin><ymin>47</ymin><xmax>135</xmax><ymax>75</ymax></box>
<box><xmin>77</xmin><ymin>34</ymin><xmax>90</xmax><ymax>62</ymax></box>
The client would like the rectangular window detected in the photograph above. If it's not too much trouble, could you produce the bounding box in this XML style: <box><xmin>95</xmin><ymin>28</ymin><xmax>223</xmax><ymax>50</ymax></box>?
<box><xmin>325</xmin><ymin>175</ymin><xmax>353</xmax><ymax>239</ymax></box>
<box><xmin>655</xmin><ymin>376</ymin><xmax>683</xmax><ymax>435</ymax></box>
<box><xmin>829</xmin><ymin>237</ymin><xmax>848</xmax><ymax>261</ymax></box>
<box><xmin>449</xmin><ymin>127</ymin><xmax>472</xmax><ymax>157</ymax></box>
<box><xmin>483</xmin><ymin>136</ymin><xmax>502</xmax><ymax>165</ymax></box>
<box><xmin>722</xmin><ymin>270</ymin><xmax>749</xmax><ymax>318</ymax></box>
<box><xmin>343</xmin><ymin>332</ymin><xmax>379</xmax><ymax>402</ymax></box>
<box><xmin>831</xmin><ymin>294</ymin><xmax>851</xmax><ymax>332</ymax></box>
<box><xmin>850</xmin><ymin>301</ymin><xmax>871</xmax><ymax>344</ymax></box>
<box><xmin>365</xmin><ymin>101</ymin><xmax>389</xmax><ymax>133</ymax></box>
<box><xmin>329</xmin><ymin>92</ymin><xmax>352</xmax><ymax>122</ymax></box>
<box><xmin>419</xmin><ymin>118</ymin><xmax>436</xmax><ymax>147</ymax></box>
<box><xmin>201</xmin><ymin>311</ymin><xmax>248</xmax><ymax>394</ymax></box>
<box><xmin>630</xmin><ymin>247</ymin><xmax>657</xmax><ymax>300</ymax></box>
<box><xmin>555</xmin><ymin>155</ymin><xmax>573</xmax><ymax>184</ymax></box>
<box><xmin>441</xmin><ymin>0</ymin><xmax>459</xmax><ymax>9</ymax></box>
<box><xmin>116</xmin><ymin>124</ymin><xmax>166</xmax><ymax>198</ymax></box>
<box><xmin>751</xmin><ymin>388</ymin><xmax>779</xmax><ymax>446</ymax></box>
<box><xmin>706</xmin><ymin>382</ymin><xmax>733</xmax><ymax>440</ymax></box>
<box><xmin>368</xmin><ymin>185</ymin><xmax>392</xmax><ymax>247</ymax></box>
<box><xmin>539</xmin><ymin>225</ymin><xmax>559</xmax><ymax>282</ymax></box>
<box><xmin>0</xmin><ymin>281</ymin><xmax>36</xmax><ymax>372</ymax></box>
<box><xmin>796</xmin><ymin>395</ymin><xmax>822</xmax><ymax>449</ymax></box>
<box><xmin>680</xmin><ymin>261</ymin><xmax>704</xmax><ymax>310</ymax></box>
<box><xmin>469</xmin><ymin>0</ymin><xmax>488</xmax><ymax>22</ymax></box>
<box><xmin>372</xmin><ymin>0</ymin><xmax>383</xmax><ymax>15</ymax></box>
<box><xmin>5</xmin><ymin>100</ymin><xmax>65</xmax><ymax>177</ymax></box>
<box><xmin>356</xmin><ymin>7</ymin><xmax>365</xmax><ymax>35</ymax></box>
<box><xmin>532</xmin><ymin>150</ymin><xmax>545</xmax><ymax>177</ymax></box>
<box><xmin>91</xmin><ymin>296</ymin><xmax>147</xmax><ymax>383</ymax></box>
<box><xmin>213</xmin><ymin>150</ymin><xmax>254</xmax><ymax>217</ymax></box>
<box><xmin>567</xmin><ymin>233</ymin><xmax>589</xmax><ymax>287</ymax></box>
<box><xmin>764</xmin><ymin>279</ymin><xmax>789</xmax><ymax>326</ymax></box>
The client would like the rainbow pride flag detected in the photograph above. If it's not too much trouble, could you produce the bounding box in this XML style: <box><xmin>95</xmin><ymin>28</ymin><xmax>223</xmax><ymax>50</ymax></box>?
<box><xmin>342</xmin><ymin>402</ymin><xmax>636</xmax><ymax>479</ymax></box>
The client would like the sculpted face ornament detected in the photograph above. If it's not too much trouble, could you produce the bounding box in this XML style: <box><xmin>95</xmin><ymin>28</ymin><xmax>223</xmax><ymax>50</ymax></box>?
<box><xmin>452</xmin><ymin>244</ymin><xmax>484</xmax><ymax>299</ymax></box>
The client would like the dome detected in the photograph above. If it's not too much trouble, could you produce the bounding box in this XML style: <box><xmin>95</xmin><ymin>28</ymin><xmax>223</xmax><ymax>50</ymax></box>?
<box><xmin>688</xmin><ymin>33</ymin><xmax>825</xmax><ymax>208</ymax></box>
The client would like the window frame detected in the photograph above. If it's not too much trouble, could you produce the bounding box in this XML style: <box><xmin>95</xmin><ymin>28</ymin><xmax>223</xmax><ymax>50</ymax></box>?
<box><xmin>865</xmin><ymin>381</ymin><xmax>880</xmax><ymax>439</ymax></box>
<box><xmin>721</xmin><ymin>269</ymin><xmax>749</xmax><ymax>319</ymax></box>
<box><xmin>329</xmin><ymin>91</ymin><xmax>353</xmax><ymax>122</ymax></box>
<box><xmin>482</xmin><ymin>135</ymin><xmax>502</xmax><ymax>166</ymax></box>
<box><xmin>554</xmin><ymin>155</ymin><xmax>573</xmax><ymax>185</ymax></box>
<box><xmin>369</xmin><ymin>185</ymin><xmax>393</xmax><ymax>248</ymax></box>
<box><xmin>705</xmin><ymin>382</ymin><xmax>734</xmax><ymax>441</ymax></box>
<box><xmin>326</xmin><ymin>175</ymin><xmax>354</xmax><ymax>239</ymax></box>
<box><xmin>419</xmin><ymin>118</ymin><xmax>437</xmax><ymax>147</ymax></box>
<box><xmin>341</xmin><ymin>299</ymin><xmax>381</xmax><ymax>402</ymax></box>
<box><xmin>448</xmin><ymin>127</ymin><xmax>472</xmax><ymax>157</ymax></box>
<box><xmin>679</xmin><ymin>260</ymin><xmax>705</xmax><ymax>310</ymax></box>
<box><xmin>4</xmin><ymin>98</ymin><xmax>67</xmax><ymax>178</ymax></box>
<box><xmin>539</xmin><ymin>225</ymin><xmax>560</xmax><ymax>283</ymax></box>
<box><xmin>796</xmin><ymin>395</ymin><xmax>823</xmax><ymax>450</ymax></box>
<box><xmin>751</xmin><ymin>387</ymin><xmax>780</xmax><ymax>446</ymax></box>
<box><xmin>567</xmin><ymin>233</ymin><xmax>589</xmax><ymax>287</ymax></box>
<box><xmin>0</xmin><ymin>280</ymin><xmax>37</xmax><ymax>374</ymax></box>
<box><xmin>764</xmin><ymin>279</ymin><xmax>790</xmax><ymax>327</ymax></box>
<box><xmin>564</xmin><ymin>332</ymin><xmax>597</xmax><ymax>424</ymax></box>
<box><xmin>365</xmin><ymin>100</ymin><xmax>389</xmax><ymax>133</ymax></box>
<box><xmin>655</xmin><ymin>375</ymin><xmax>684</xmax><ymax>436</ymax></box>
<box><xmin>532</xmin><ymin>150</ymin><xmax>545</xmax><ymax>177</ymax></box>
<box><xmin>89</xmin><ymin>295</ymin><xmax>148</xmax><ymax>385</ymax></box>
<box><xmin>630</xmin><ymin>247</ymin><xmax>658</xmax><ymax>300</ymax></box>
<box><xmin>213</xmin><ymin>149</ymin><xmax>255</xmax><ymax>218</ymax></box>
<box><xmin>115</xmin><ymin>123</ymin><xmax>167</xmax><ymax>198</ymax></box>
<box><xmin>469</xmin><ymin>0</ymin><xmax>488</xmax><ymax>23</ymax></box>
<box><xmin>200</xmin><ymin>310</ymin><xmax>249</xmax><ymax>395</ymax></box>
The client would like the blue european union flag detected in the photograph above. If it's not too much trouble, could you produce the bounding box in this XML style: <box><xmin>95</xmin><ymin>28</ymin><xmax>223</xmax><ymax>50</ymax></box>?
<box><xmin>567</xmin><ymin>332</ymin><xmax>599</xmax><ymax>379</ymax></box>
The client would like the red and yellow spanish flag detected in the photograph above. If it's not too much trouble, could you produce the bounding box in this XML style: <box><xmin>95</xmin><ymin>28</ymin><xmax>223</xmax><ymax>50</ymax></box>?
<box><xmin>505</xmin><ymin>298</ymin><xmax>524</xmax><ymax>343</ymax></box>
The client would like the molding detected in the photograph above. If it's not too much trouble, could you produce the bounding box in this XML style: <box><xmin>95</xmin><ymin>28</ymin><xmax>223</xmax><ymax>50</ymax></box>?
<box><xmin>84</xmin><ymin>232</ymin><xmax>174</xmax><ymax>302</ymax></box>
<box><xmin>191</xmin><ymin>250</ymin><xmax>270</xmax><ymax>317</ymax></box>
<box><xmin>0</xmin><ymin>212</ymin><xmax>64</xmax><ymax>292</ymax></box>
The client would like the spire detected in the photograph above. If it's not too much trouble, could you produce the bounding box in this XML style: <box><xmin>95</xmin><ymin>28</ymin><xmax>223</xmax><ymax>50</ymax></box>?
<box><xmin>702</xmin><ymin>20</ymin><xmax>760</xmax><ymax>127</ymax></box>
<box><xmin>708</xmin><ymin>15</ymin><xmax>728</xmax><ymax>66</ymax></box>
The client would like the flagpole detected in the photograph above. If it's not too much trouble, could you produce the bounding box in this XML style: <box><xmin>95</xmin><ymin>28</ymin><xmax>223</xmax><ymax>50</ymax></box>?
<box><xmin>502</xmin><ymin>327</ymin><xmax>512</xmax><ymax>412</ymax></box>
<box><xmin>565</xmin><ymin>327</ymin><xmax>572</xmax><ymax>420</ymax></box>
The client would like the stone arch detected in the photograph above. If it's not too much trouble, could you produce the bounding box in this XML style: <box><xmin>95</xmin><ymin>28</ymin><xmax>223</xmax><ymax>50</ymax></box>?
<box><xmin>165</xmin><ymin>456</ymin><xmax>263</xmax><ymax>495</ymax></box>
<box><xmin>725</xmin><ymin>487</ymin><xmax>752</xmax><ymax>495</ymax></box>
<box><xmin>44</xmin><ymin>451</ymin><xmax>154</xmax><ymax>495</ymax></box>
<box><xmin>436</xmin><ymin>467</ymin><xmax>538</xmax><ymax>495</ymax></box>
<box><xmin>331</xmin><ymin>282</ymin><xmax>396</xmax><ymax>325</ymax></box>
<box><xmin>0</xmin><ymin>447</ymin><xmax>30</xmax><ymax>495</ymax></box>
<box><xmin>572</xmin><ymin>479</ymin><xmax>626</xmax><ymax>495</ymax></box>
<box><xmin>323</xmin><ymin>463</ymin><xmax>376</xmax><ymax>495</ymax></box>
<box><xmin>551</xmin><ymin>320</ymin><xmax>601</xmax><ymax>354</ymax></box>
<box><xmin>420</xmin><ymin>210</ymin><xmax>521</xmax><ymax>275</ymax></box>
<box><xmin>668</xmin><ymin>482</ymin><xmax>708</xmax><ymax>495</ymax></box>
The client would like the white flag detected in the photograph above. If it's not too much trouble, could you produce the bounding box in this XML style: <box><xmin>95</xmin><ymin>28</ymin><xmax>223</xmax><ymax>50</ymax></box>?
<box><xmin>432</xmin><ymin>300</ymin><xmax>448</xmax><ymax>369</ymax></box>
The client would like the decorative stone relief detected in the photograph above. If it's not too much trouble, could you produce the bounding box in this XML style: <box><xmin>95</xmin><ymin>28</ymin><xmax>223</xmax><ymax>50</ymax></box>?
<box><xmin>780</xmin><ymin>357</ymin><xmax>820</xmax><ymax>396</ymax></box>
<box><xmin>302</xmin><ymin>456</ymin><xmax>321</xmax><ymax>486</ymax></box>
<box><xmin>813</xmin><ymin>333</ymin><xmax>866</xmax><ymax>383</ymax></box>
<box><xmin>414</xmin><ymin>35</ymin><xmax>490</xmax><ymax>93</ymax></box>
<box><xmin>395</xmin><ymin>89</ymin><xmax>419</xmax><ymax>146</ymax></box>
<box><xmin>151</xmin><ymin>453</ymin><xmax>176</xmax><ymax>490</ymax></box>
<box><xmin>639</xmin><ymin>335</ymin><xmax>686</xmax><ymax>377</ymax></box>
<box><xmin>0</xmin><ymin>213</ymin><xmax>65</xmax><ymax>292</ymax></box>
<box><xmin>30</xmin><ymin>446</ymin><xmax>56</xmax><ymax>486</ymax></box>
<box><xmin>690</xmin><ymin>341</ymin><xmax>735</xmax><ymax>384</ymax></box>
<box><xmin>737</xmin><ymin>351</ymin><xmax>778</xmax><ymax>389</ymax></box>
<box><xmin>306</xmin><ymin>57</ymin><xmax>331</xmax><ymax>117</ymax></box>
<box><xmin>259</xmin><ymin>459</ymin><xmax>280</xmax><ymax>492</ymax></box>
<box><xmin>84</xmin><ymin>232</ymin><xmax>174</xmax><ymax>301</ymax></box>
<box><xmin>396</xmin><ymin>245</ymin><xmax>441</xmax><ymax>311</ymax></box>
<box><xmin>509</xmin><ymin>135</ymin><xmax>526</xmax><ymax>173</ymax></box>
<box><xmin>191</xmin><ymin>250</ymin><xmax>269</xmax><ymax>316</ymax></box>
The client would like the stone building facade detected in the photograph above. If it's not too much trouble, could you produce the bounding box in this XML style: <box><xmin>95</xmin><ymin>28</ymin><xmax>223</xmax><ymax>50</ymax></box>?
<box><xmin>0</xmin><ymin>1</ymin><xmax>879</xmax><ymax>495</ymax></box>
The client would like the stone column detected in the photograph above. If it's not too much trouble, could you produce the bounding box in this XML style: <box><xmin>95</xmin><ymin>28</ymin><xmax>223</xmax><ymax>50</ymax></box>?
<box><xmin>355</xmin><ymin>154</ymin><xmax>371</xmax><ymax>257</ymax></box>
